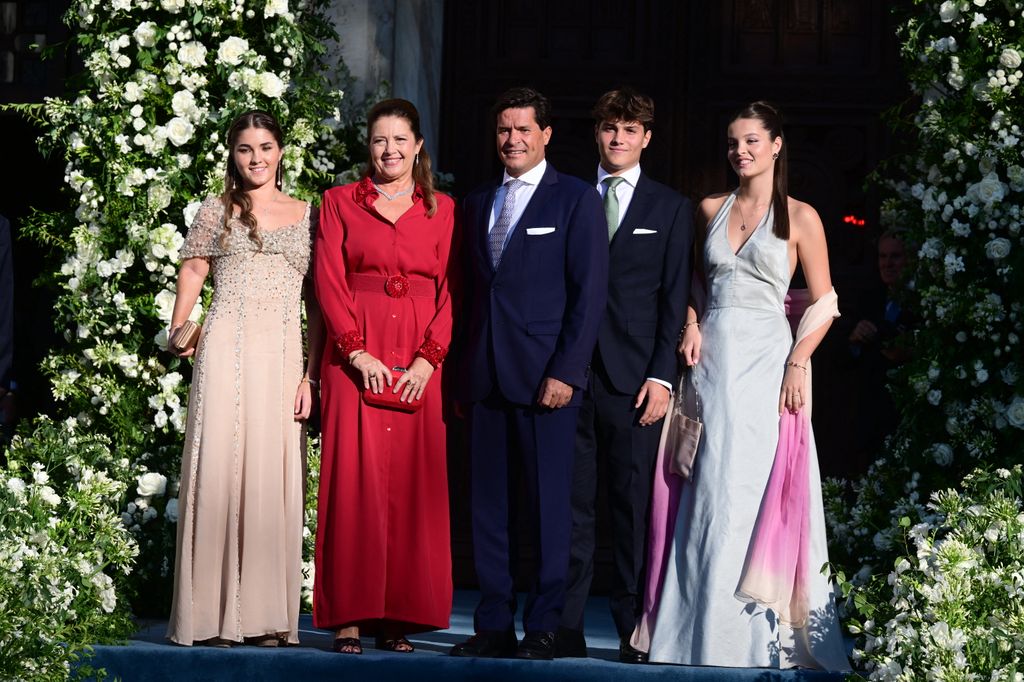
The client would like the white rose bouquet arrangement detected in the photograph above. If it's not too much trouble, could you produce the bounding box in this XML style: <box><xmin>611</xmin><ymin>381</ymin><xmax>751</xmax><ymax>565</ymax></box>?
<box><xmin>841</xmin><ymin>465</ymin><xmax>1024</xmax><ymax>681</ymax></box>
<box><xmin>3</xmin><ymin>0</ymin><xmax>364</xmax><ymax>658</ymax></box>
<box><xmin>826</xmin><ymin>0</ymin><xmax>1024</xmax><ymax>597</ymax></box>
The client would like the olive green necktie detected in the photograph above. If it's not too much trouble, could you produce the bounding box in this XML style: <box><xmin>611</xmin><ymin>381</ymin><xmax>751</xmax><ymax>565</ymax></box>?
<box><xmin>603</xmin><ymin>176</ymin><xmax>625</xmax><ymax>242</ymax></box>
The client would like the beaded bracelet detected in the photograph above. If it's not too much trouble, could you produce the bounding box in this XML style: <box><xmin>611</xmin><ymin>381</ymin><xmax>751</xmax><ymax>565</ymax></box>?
<box><xmin>784</xmin><ymin>360</ymin><xmax>807</xmax><ymax>373</ymax></box>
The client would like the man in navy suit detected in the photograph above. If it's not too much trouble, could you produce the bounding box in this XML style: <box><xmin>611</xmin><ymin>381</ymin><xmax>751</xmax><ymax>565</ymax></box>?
<box><xmin>450</xmin><ymin>87</ymin><xmax>608</xmax><ymax>660</ymax></box>
<box><xmin>557</xmin><ymin>88</ymin><xmax>693</xmax><ymax>663</ymax></box>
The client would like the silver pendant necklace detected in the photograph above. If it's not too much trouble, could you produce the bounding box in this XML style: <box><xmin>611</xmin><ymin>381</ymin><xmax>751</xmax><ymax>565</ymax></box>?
<box><xmin>373</xmin><ymin>182</ymin><xmax>414</xmax><ymax>201</ymax></box>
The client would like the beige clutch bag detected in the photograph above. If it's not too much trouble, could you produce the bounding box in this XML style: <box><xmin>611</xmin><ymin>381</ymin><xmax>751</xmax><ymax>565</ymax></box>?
<box><xmin>168</xmin><ymin>320</ymin><xmax>202</xmax><ymax>354</ymax></box>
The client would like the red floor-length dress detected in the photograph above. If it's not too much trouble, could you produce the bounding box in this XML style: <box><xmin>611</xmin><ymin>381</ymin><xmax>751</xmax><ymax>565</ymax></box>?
<box><xmin>313</xmin><ymin>177</ymin><xmax>456</xmax><ymax>634</ymax></box>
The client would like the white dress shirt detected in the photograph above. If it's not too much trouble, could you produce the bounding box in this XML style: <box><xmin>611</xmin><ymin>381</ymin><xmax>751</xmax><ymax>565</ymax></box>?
<box><xmin>596</xmin><ymin>162</ymin><xmax>643</xmax><ymax>230</ymax></box>
<box><xmin>488</xmin><ymin>159</ymin><xmax>548</xmax><ymax>252</ymax></box>
<box><xmin>596</xmin><ymin>163</ymin><xmax>674</xmax><ymax>395</ymax></box>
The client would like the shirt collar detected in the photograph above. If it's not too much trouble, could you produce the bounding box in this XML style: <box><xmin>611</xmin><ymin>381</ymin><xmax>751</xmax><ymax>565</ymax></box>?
<box><xmin>503</xmin><ymin>158</ymin><xmax>548</xmax><ymax>187</ymax></box>
<box><xmin>597</xmin><ymin>163</ymin><xmax>642</xmax><ymax>189</ymax></box>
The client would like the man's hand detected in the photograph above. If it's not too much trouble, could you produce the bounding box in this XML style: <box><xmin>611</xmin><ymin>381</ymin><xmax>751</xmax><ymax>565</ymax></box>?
<box><xmin>537</xmin><ymin>377</ymin><xmax>573</xmax><ymax>409</ymax></box>
<box><xmin>635</xmin><ymin>380</ymin><xmax>671</xmax><ymax>426</ymax></box>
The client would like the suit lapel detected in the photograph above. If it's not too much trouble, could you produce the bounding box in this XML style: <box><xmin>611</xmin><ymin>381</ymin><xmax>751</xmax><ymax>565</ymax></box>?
<box><xmin>477</xmin><ymin>182</ymin><xmax>499</xmax><ymax>274</ymax></box>
<box><xmin>494</xmin><ymin>164</ymin><xmax>558</xmax><ymax>276</ymax></box>
<box><xmin>609</xmin><ymin>172</ymin><xmax>655</xmax><ymax>252</ymax></box>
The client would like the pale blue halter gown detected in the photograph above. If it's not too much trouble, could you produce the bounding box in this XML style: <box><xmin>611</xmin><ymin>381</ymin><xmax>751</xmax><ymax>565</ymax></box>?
<box><xmin>647</xmin><ymin>193</ymin><xmax>849</xmax><ymax>670</ymax></box>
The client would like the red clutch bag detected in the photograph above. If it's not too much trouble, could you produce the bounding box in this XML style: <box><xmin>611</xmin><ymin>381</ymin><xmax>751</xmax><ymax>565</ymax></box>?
<box><xmin>362</xmin><ymin>367</ymin><xmax>424</xmax><ymax>413</ymax></box>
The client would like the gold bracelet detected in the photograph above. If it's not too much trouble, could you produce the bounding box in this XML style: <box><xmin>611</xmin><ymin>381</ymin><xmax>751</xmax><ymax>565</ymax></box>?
<box><xmin>348</xmin><ymin>350</ymin><xmax>366</xmax><ymax>365</ymax></box>
<box><xmin>300</xmin><ymin>376</ymin><xmax>319</xmax><ymax>386</ymax></box>
<box><xmin>785</xmin><ymin>360</ymin><xmax>807</xmax><ymax>373</ymax></box>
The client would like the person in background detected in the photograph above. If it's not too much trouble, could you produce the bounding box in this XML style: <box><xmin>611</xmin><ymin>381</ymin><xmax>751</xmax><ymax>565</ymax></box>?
<box><xmin>166</xmin><ymin>110</ymin><xmax>323</xmax><ymax>647</ymax></box>
<box><xmin>450</xmin><ymin>87</ymin><xmax>607</xmax><ymax>661</ymax></box>
<box><xmin>558</xmin><ymin>88</ymin><xmax>693</xmax><ymax>664</ymax></box>
<box><xmin>313</xmin><ymin>98</ymin><xmax>457</xmax><ymax>655</ymax></box>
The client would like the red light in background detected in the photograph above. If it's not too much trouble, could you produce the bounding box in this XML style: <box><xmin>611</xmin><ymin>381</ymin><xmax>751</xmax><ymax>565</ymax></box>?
<box><xmin>843</xmin><ymin>214</ymin><xmax>866</xmax><ymax>227</ymax></box>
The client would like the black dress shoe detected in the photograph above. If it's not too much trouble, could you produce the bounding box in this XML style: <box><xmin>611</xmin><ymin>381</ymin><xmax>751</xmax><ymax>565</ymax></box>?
<box><xmin>516</xmin><ymin>631</ymin><xmax>556</xmax><ymax>660</ymax></box>
<box><xmin>449</xmin><ymin>630</ymin><xmax>518</xmax><ymax>658</ymax></box>
<box><xmin>554</xmin><ymin>627</ymin><xmax>588</xmax><ymax>658</ymax></box>
<box><xmin>618</xmin><ymin>638</ymin><xmax>648</xmax><ymax>664</ymax></box>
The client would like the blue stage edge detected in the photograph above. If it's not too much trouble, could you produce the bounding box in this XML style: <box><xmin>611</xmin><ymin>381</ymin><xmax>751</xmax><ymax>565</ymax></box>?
<box><xmin>84</xmin><ymin>591</ymin><xmax>847</xmax><ymax>681</ymax></box>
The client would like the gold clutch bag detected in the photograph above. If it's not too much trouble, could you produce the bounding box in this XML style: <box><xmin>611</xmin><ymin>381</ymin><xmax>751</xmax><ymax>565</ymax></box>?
<box><xmin>168</xmin><ymin>320</ymin><xmax>202</xmax><ymax>354</ymax></box>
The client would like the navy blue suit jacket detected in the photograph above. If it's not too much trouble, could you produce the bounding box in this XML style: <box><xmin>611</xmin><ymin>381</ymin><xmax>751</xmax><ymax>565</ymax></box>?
<box><xmin>458</xmin><ymin>163</ymin><xmax>608</xmax><ymax>407</ymax></box>
<box><xmin>596</xmin><ymin>173</ymin><xmax>693</xmax><ymax>394</ymax></box>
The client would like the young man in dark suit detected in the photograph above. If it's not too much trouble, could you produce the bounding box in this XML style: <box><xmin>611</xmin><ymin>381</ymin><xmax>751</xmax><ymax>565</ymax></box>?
<box><xmin>557</xmin><ymin>88</ymin><xmax>693</xmax><ymax>663</ymax></box>
<box><xmin>451</xmin><ymin>87</ymin><xmax>608</xmax><ymax>660</ymax></box>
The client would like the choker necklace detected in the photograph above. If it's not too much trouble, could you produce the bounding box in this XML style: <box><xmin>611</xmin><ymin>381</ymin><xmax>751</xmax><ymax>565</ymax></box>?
<box><xmin>373</xmin><ymin>182</ymin><xmax>414</xmax><ymax>201</ymax></box>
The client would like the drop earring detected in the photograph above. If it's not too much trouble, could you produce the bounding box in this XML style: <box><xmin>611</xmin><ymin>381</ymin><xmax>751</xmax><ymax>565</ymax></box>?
<box><xmin>275</xmin><ymin>162</ymin><xmax>283</xmax><ymax>190</ymax></box>
<box><xmin>772</xmin><ymin>152</ymin><xmax>779</xmax><ymax>160</ymax></box>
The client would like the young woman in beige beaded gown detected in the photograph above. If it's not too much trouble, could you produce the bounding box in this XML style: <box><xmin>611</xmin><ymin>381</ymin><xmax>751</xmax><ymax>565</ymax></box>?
<box><xmin>166</xmin><ymin>110</ymin><xmax>324</xmax><ymax>647</ymax></box>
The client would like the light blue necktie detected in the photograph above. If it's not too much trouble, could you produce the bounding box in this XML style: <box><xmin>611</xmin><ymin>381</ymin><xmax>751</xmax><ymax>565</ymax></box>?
<box><xmin>489</xmin><ymin>178</ymin><xmax>526</xmax><ymax>267</ymax></box>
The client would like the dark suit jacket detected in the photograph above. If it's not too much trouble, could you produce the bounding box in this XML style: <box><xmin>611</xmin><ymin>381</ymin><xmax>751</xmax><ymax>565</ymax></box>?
<box><xmin>458</xmin><ymin>163</ymin><xmax>608</xmax><ymax>407</ymax></box>
<box><xmin>596</xmin><ymin>173</ymin><xmax>693</xmax><ymax>394</ymax></box>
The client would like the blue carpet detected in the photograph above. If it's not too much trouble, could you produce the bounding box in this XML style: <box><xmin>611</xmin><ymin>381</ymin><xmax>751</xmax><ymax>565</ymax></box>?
<box><xmin>84</xmin><ymin>591</ymin><xmax>846</xmax><ymax>681</ymax></box>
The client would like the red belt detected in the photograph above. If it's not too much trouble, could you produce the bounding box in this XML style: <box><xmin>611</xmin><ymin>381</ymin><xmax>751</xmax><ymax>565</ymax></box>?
<box><xmin>348</xmin><ymin>273</ymin><xmax>436</xmax><ymax>299</ymax></box>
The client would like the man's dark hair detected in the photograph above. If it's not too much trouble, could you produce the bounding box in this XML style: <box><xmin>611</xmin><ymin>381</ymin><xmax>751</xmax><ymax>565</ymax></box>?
<box><xmin>491</xmin><ymin>87</ymin><xmax>552</xmax><ymax>130</ymax></box>
<box><xmin>592</xmin><ymin>87</ymin><xmax>655</xmax><ymax>131</ymax></box>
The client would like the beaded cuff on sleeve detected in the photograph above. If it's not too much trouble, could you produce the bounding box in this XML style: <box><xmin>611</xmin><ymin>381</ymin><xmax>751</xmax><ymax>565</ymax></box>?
<box><xmin>336</xmin><ymin>330</ymin><xmax>365</xmax><ymax>357</ymax></box>
<box><xmin>415</xmin><ymin>339</ymin><xmax>448</xmax><ymax>368</ymax></box>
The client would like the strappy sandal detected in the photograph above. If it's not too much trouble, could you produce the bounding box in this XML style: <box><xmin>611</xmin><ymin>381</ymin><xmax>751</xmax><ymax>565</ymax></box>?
<box><xmin>333</xmin><ymin>636</ymin><xmax>363</xmax><ymax>654</ymax></box>
<box><xmin>375</xmin><ymin>636</ymin><xmax>414</xmax><ymax>653</ymax></box>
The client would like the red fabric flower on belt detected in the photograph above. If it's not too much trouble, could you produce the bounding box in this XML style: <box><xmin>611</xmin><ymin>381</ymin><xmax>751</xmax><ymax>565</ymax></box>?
<box><xmin>385</xmin><ymin>274</ymin><xmax>410</xmax><ymax>298</ymax></box>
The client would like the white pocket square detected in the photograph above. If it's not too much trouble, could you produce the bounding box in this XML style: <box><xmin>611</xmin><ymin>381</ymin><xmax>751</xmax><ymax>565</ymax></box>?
<box><xmin>633</xmin><ymin>228</ymin><xmax>658</xmax><ymax>235</ymax></box>
<box><xmin>526</xmin><ymin>227</ymin><xmax>556</xmax><ymax>235</ymax></box>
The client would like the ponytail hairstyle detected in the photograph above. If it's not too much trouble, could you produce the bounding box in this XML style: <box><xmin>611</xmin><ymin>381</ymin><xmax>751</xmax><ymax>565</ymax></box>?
<box><xmin>732</xmin><ymin>101</ymin><xmax>789</xmax><ymax>240</ymax></box>
<box><xmin>220</xmin><ymin>110</ymin><xmax>286</xmax><ymax>250</ymax></box>
<box><xmin>364</xmin><ymin>98</ymin><xmax>437</xmax><ymax>217</ymax></box>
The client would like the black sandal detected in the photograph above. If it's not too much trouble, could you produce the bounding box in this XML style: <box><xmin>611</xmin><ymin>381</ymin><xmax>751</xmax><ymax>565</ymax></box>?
<box><xmin>333</xmin><ymin>636</ymin><xmax>363</xmax><ymax>654</ymax></box>
<box><xmin>375</xmin><ymin>636</ymin><xmax>414</xmax><ymax>653</ymax></box>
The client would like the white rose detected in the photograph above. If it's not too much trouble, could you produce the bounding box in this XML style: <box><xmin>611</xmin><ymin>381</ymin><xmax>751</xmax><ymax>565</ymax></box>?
<box><xmin>154</xmin><ymin>288</ymin><xmax>176</xmax><ymax>322</ymax></box>
<box><xmin>999</xmin><ymin>48</ymin><xmax>1022</xmax><ymax>70</ymax></box>
<box><xmin>137</xmin><ymin>471</ymin><xmax>168</xmax><ymax>497</ymax></box>
<box><xmin>96</xmin><ymin>260</ymin><xmax>113</xmax><ymax>278</ymax></box>
<box><xmin>1006</xmin><ymin>396</ymin><xmax>1024</xmax><ymax>429</ymax></box>
<box><xmin>165</xmin><ymin>116</ymin><xmax>195</xmax><ymax>146</ymax></box>
<box><xmin>217</xmin><ymin>36</ymin><xmax>249</xmax><ymax>66</ymax></box>
<box><xmin>154</xmin><ymin>327</ymin><xmax>169</xmax><ymax>350</ymax></box>
<box><xmin>161</xmin><ymin>0</ymin><xmax>186</xmax><ymax>12</ymax></box>
<box><xmin>177</xmin><ymin>41</ymin><xmax>208</xmax><ymax>68</ymax></box>
<box><xmin>985</xmin><ymin>237</ymin><xmax>1011</xmax><ymax>260</ymax></box>
<box><xmin>264</xmin><ymin>0</ymin><xmax>288</xmax><ymax>17</ymax></box>
<box><xmin>134</xmin><ymin>21</ymin><xmax>158</xmax><ymax>48</ymax></box>
<box><xmin>931</xmin><ymin>443</ymin><xmax>954</xmax><ymax>467</ymax></box>
<box><xmin>170</xmin><ymin>89</ymin><xmax>196</xmax><ymax>118</ymax></box>
<box><xmin>972</xmin><ymin>171</ymin><xmax>1007</xmax><ymax>205</ymax></box>
<box><xmin>258</xmin><ymin>71</ymin><xmax>287</xmax><ymax>98</ymax></box>
<box><xmin>183</xmin><ymin>200</ymin><xmax>202</xmax><ymax>227</ymax></box>
<box><xmin>123</xmin><ymin>81</ymin><xmax>144</xmax><ymax>102</ymax></box>
<box><xmin>939</xmin><ymin>0</ymin><xmax>959</xmax><ymax>22</ymax></box>
<box><xmin>165</xmin><ymin>498</ymin><xmax>179</xmax><ymax>523</ymax></box>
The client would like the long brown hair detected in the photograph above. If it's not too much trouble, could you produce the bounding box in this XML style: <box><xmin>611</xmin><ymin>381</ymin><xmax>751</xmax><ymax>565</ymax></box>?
<box><xmin>732</xmin><ymin>101</ymin><xmax>789</xmax><ymax>240</ymax></box>
<box><xmin>220</xmin><ymin>110</ymin><xmax>285</xmax><ymax>250</ymax></box>
<box><xmin>364</xmin><ymin>98</ymin><xmax>437</xmax><ymax>217</ymax></box>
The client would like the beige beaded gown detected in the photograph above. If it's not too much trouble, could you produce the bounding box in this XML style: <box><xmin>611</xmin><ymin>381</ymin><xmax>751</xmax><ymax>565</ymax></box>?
<box><xmin>167</xmin><ymin>196</ymin><xmax>314</xmax><ymax>645</ymax></box>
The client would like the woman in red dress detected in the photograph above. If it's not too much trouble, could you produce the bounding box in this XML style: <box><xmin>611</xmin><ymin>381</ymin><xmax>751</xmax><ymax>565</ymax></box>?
<box><xmin>313</xmin><ymin>99</ymin><xmax>456</xmax><ymax>654</ymax></box>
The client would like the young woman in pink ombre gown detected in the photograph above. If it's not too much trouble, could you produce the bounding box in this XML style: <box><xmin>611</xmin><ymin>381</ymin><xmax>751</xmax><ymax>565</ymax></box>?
<box><xmin>634</xmin><ymin>102</ymin><xmax>850</xmax><ymax>670</ymax></box>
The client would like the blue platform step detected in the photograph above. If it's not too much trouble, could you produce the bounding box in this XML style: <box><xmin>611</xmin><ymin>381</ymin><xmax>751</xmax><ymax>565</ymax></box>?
<box><xmin>86</xmin><ymin>591</ymin><xmax>846</xmax><ymax>681</ymax></box>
